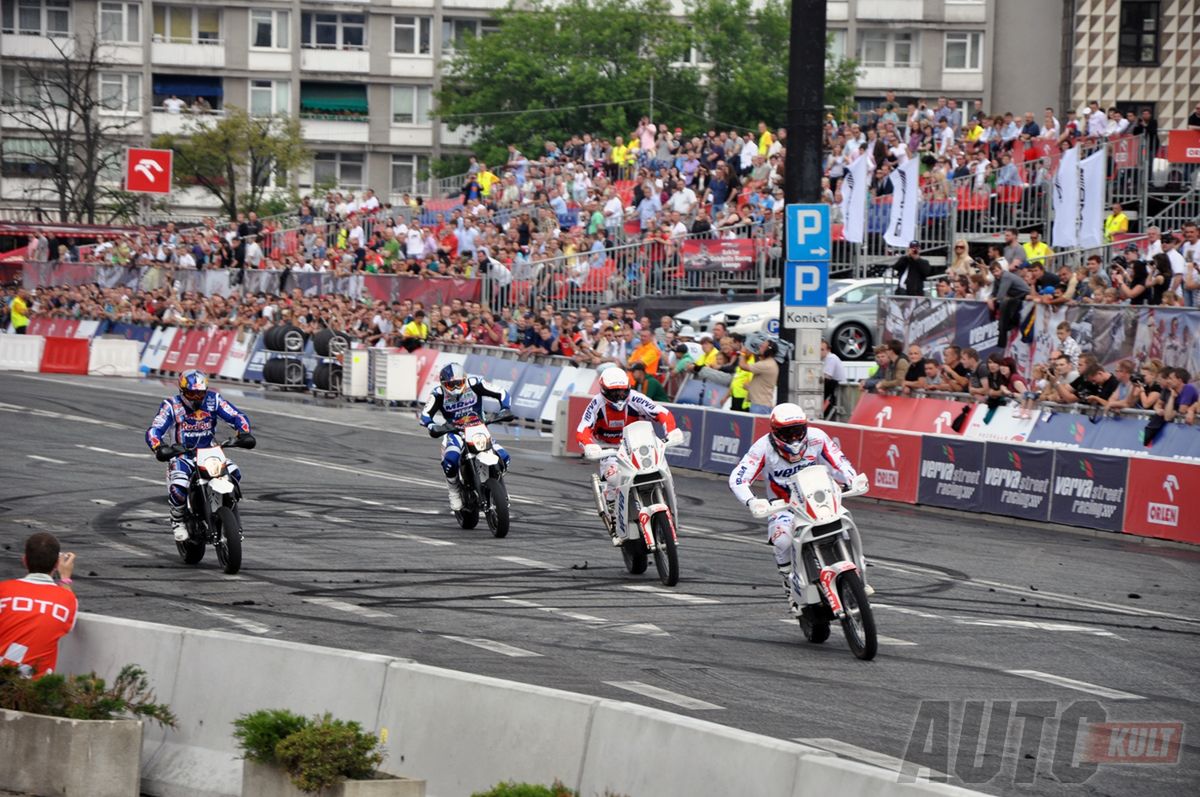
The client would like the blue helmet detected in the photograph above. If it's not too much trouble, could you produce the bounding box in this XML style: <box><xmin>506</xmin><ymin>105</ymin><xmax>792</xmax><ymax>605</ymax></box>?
<box><xmin>439</xmin><ymin>363</ymin><xmax>467</xmax><ymax>398</ymax></box>
<box><xmin>179</xmin><ymin>369</ymin><xmax>208</xmax><ymax>410</ymax></box>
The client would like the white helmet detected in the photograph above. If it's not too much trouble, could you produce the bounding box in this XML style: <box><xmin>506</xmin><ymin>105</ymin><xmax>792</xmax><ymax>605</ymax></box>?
<box><xmin>599</xmin><ymin>368</ymin><xmax>631</xmax><ymax>411</ymax></box>
<box><xmin>769</xmin><ymin>403</ymin><xmax>809</xmax><ymax>462</ymax></box>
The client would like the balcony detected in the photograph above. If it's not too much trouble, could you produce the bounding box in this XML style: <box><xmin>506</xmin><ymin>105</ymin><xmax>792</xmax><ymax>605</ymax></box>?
<box><xmin>858</xmin><ymin>66</ymin><xmax>921</xmax><ymax>91</ymax></box>
<box><xmin>945</xmin><ymin>2</ymin><xmax>987</xmax><ymax>23</ymax></box>
<box><xmin>301</xmin><ymin>118</ymin><xmax>370</xmax><ymax>143</ymax></box>
<box><xmin>857</xmin><ymin>0</ymin><xmax>923</xmax><ymax>20</ymax></box>
<box><xmin>388</xmin><ymin>127</ymin><xmax>433</xmax><ymax>147</ymax></box>
<box><xmin>941</xmin><ymin>72</ymin><xmax>984</xmax><ymax>93</ymax></box>
<box><xmin>389</xmin><ymin>56</ymin><xmax>435</xmax><ymax>79</ymax></box>
<box><xmin>300</xmin><ymin>48</ymin><xmax>369</xmax><ymax>73</ymax></box>
<box><xmin>0</xmin><ymin>34</ymin><xmax>75</xmax><ymax>60</ymax></box>
<box><xmin>150</xmin><ymin>109</ymin><xmax>223</xmax><ymax>136</ymax></box>
<box><xmin>248</xmin><ymin>51</ymin><xmax>291</xmax><ymax>72</ymax></box>
<box><xmin>151</xmin><ymin>40</ymin><xmax>226</xmax><ymax>68</ymax></box>
<box><xmin>828</xmin><ymin>1</ymin><xmax>848</xmax><ymax>22</ymax></box>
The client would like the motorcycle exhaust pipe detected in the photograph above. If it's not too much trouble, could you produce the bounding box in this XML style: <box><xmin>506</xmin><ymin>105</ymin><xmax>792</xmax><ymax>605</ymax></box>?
<box><xmin>590</xmin><ymin>474</ymin><xmax>608</xmax><ymax>518</ymax></box>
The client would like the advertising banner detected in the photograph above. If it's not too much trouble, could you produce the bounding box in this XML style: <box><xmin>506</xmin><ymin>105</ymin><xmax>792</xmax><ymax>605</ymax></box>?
<box><xmin>1123</xmin><ymin>458</ymin><xmax>1200</xmax><ymax>545</ymax></box>
<box><xmin>418</xmin><ymin>352</ymin><xmax>467</xmax><ymax>401</ymax></box>
<box><xmin>858</xmin><ymin>430</ymin><xmax>921</xmax><ymax>503</ymax></box>
<box><xmin>541</xmin><ymin>367</ymin><xmax>600</xmax><ymax>425</ymax></box>
<box><xmin>240</xmin><ymin>332</ymin><xmax>269</xmax><ymax>383</ymax></box>
<box><xmin>883</xmin><ymin>157</ymin><xmax>920</xmax><ymax>249</ymax></box>
<box><xmin>412</xmin><ymin>347</ymin><xmax>444</xmax><ymax>400</ymax></box>
<box><xmin>811</xmin><ymin>423</ymin><xmax>863</xmax><ymax>464</ymax></box>
<box><xmin>1166</xmin><ymin>129</ymin><xmax>1200</xmax><ymax>163</ymax></box>
<box><xmin>847</xmin><ymin>393</ymin><xmax>918</xmax><ymax>430</ymax></box>
<box><xmin>1085</xmin><ymin>414</ymin><xmax>1150</xmax><ymax>457</ymax></box>
<box><xmin>980</xmin><ymin>443</ymin><xmax>1053</xmax><ymax>521</ymax></box>
<box><xmin>105</xmin><ymin>323</ymin><xmax>154</xmax><ymax>355</ymax></box>
<box><xmin>199</xmin><ymin>330</ymin><xmax>236</xmax><ymax>374</ymax></box>
<box><xmin>917</xmin><ymin>436</ymin><xmax>985</xmax><ymax>511</ymax></box>
<box><xmin>1048</xmin><ymin>450</ymin><xmax>1128</xmax><ymax>532</ymax></box>
<box><xmin>159</xmin><ymin>329</ymin><xmax>193</xmax><ymax>373</ymax></box>
<box><xmin>140</xmin><ymin>327</ymin><xmax>176</xmax><ymax>372</ymax></box>
<box><xmin>700</xmin><ymin>410</ymin><xmax>755</xmax><ymax>476</ymax></box>
<box><xmin>27</xmin><ymin>317</ymin><xmax>80</xmax><ymax>338</ymax></box>
<box><xmin>840</xmin><ymin>151</ymin><xmax>869</xmax><ymax>244</ymax></box>
<box><xmin>1052</xmin><ymin>145</ymin><xmax>1080</xmax><ymax>248</ymax></box>
<box><xmin>1151</xmin><ymin>424</ymin><xmax>1200</xmax><ymax>462</ymax></box>
<box><xmin>178</xmin><ymin>329</ymin><xmax>212</xmax><ymax>371</ymax></box>
<box><xmin>680</xmin><ymin>239</ymin><xmax>756</xmax><ymax>272</ymax></box>
<box><xmin>218</xmin><ymin>331</ymin><xmax>258</xmax><ymax>380</ymax></box>
<box><xmin>963</xmin><ymin>404</ymin><xmax>1038</xmax><ymax>443</ymax></box>
<box><xmin>1026</xmin><ymin>412</ymin><xmax>1097</xmax><ymax>449</ymax></box>
<box><xmin>664</xmin><ymin>405</ymin><xmax>706</xmax><ymax>471</ymax></box>
<box><xmin>477</xmin><ymin>357</ymin><xmax>527</xmax><ymax>399</ymax></box>
<box><xmin>564</xmin><ymin>394</ymin><xmax>591</xmax><ymax>455</ymax></box>
<box><xmin>879</xmin><ymin>297</ymin><xmax>960</xmax><ymax>354</ymax></box>
<box><xmin>674</xmin><ymin>378</ymin><xmax>727</xmax><ymax>408</ymax></box>
<box><xmin>462</xmin><ymin>354</ymin><xmax>490</xmax><ymax>375</ymax></box>
<box><xmin>73</xmin><ymin>319</ymin><xmax>101</xmax><ymax>339</ymax></box>
<box><xmin>510</xmin><ymin>363</ymin><xmax>559</xmax><ymax>422</ymax></box>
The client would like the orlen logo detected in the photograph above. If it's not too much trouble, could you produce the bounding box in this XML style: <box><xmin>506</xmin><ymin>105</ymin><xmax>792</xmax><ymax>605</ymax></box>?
<box><xmin>1188</xmin><ymin>147</ymin><xmax>1200</xmax><ymax>159</ymax></box>
<box><xmin>886</xmin><ymin>444</ymin><xmax>900</xmax><ymax>467</ymax></box>
<box><xmin>875</xmin><ymin>406</ymin><xmax>893</xmax><ymax>427</ymax></box>
<box><xmin>874</xmin><ymin>444</ymin><xmax>900</xmax><ymax>489</ymax></box>
<box><xmin>1148</xmin><ymin>474</ymin><xmax>1180</xmax><ymax>527</ymax></box>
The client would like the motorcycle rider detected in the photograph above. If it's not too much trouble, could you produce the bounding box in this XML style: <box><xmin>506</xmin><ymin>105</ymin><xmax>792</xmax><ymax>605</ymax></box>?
<box><xmin>576</xmin><ymin>367</ymin><xmax>681</xmax><ymax>541</ymax></box>
<box><xmin>728</xmin><ymin>403</ymin><xmax>870</xmax><ymax>613</ymax></box>
<box><xmin>420</xmin><ymin>363</ymin><xmax>514</xmax><ymax>511</ymax></box>
<box><xmin>145</xmin><ymin>370</ymin><xmax>255</xmax><ymax>542</ymax></box>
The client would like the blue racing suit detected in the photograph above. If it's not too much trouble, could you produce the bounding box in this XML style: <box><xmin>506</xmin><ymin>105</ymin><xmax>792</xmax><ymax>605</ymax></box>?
<box><xmin>145</xmin><ymin>391</ymin><xmax>251</xmax><ymax>509</ymax></box>
<box><xmin>420</xmin><ymin>377</ymin><xmax>511</xmax><ymax>478</ymax></box>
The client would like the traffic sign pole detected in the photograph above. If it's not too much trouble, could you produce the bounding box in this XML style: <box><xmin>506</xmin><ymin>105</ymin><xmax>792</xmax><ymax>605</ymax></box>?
<box><xmin>779</xmin><ymin>0</ymin><xmax>827</xmax><ymax>418</ymax></box>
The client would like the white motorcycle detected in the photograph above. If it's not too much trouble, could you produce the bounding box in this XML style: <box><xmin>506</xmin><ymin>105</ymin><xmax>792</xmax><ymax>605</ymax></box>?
<box><xmin>752</xmin><ymin>469</ymin><xmax>877</xmax><ymax>660</ymax></box>
<box><xmin>429</xmin><ymin>410</ymin><xmax>515</xmax><ymax>537</ymax></box>
<box><xmin>585</xmin><ymin>421</ymin><xmax>683</xmax><ymax>586</ymax></box>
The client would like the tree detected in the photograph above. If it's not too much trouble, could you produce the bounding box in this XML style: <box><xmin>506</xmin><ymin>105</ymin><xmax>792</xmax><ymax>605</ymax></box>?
<box><xmin>436</xmin><ymin>0</ymin><xmax>704</xmax><ymax>166</ymax></box>
<box><xmin>0</xmin><ymin>36</ymin><xmax>141</xmax><ymax>223</ymax></box>
<box><xmin>687</xmin><ymin>0</ymin><xmax>860</xmax><ymax>128</ymax></box>
<box><xmin>156</xmin><ymin>107</ymin><xmax>308</xmax><ymax>219</ymax></box>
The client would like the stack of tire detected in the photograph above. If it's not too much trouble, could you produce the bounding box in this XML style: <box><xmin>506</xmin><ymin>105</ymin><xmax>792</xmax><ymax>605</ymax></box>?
<box><xmin>262</xmin><ymin>324</ymin><xmax>306</xmax><ymax>388</ymax></box>
<box><xmin>312</xmin><ymin>329</ymin><xmax>351</xmax><ymax>393</ymax></box>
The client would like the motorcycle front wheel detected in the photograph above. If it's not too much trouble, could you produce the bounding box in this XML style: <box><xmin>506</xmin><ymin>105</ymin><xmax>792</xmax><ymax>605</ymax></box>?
<box><xmin>484</xmin><ymin>477</ymin><xmax>510</xmax><ymax>538</ymax></box>
<box><xmin>214</xmin><ymin>506</ymin><xmax>242</xmax><ymax>575</ymax></box>
<box><xmin>650</xmin><ymin>513</ymin><xmax>679</xmax><ymax>586</ymax></box>
<box><xmin>836</xmin><ymin>571</ymin><xmax>877</xmax><ymax>660</ymax></box>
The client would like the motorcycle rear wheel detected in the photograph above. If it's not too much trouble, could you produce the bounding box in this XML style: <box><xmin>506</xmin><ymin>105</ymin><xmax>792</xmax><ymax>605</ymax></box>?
<box><xmin>484</xmin><ymin>477</ymin><xmax>510</xmax><ymax>538</ymax></box>
<box><xmin>214</xmin><ymin>506</ymin><xmax>242</xmax><ymax>575</ymax></box>
<box><xmin>176</xmin><ymin>535</ymin><xmax>205</xmax><ymax>565</ymax></box>
<box><xmin>837</xmin><ymin>571</ymin><xmax>877</xmax><ymax>660</ymax></box>
<box><xmin>650</xmin><ymin>514</ymin><xmax>679</xmax><ymax>586</ymax></box>
<box><xmin>622</xmin><ymin>538</ymin><xmax>649</xmax><ymax>575</ymax></box>
<box><xmin>798</xmin><ymin>605</ymin><xmax>831</xmax><ymax>644</ymax></box>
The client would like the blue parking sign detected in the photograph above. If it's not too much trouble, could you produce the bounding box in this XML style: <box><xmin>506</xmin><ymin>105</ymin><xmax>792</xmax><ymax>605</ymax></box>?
<box><xmin>785</xmin><ymin>204</ymin><xmax>831</xmax><ymax>262</ymax></box>
<box><xmin>783</xmin><ymin>261</ymin><xmax>828</xmax><ymax>307</ymax></box>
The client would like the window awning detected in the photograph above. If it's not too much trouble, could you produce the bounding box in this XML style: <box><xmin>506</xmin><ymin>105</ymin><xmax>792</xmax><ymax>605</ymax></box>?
<box><xmin>152</xmin><ymin>74</ymin><xmax>224</xmax><ymax>98</ymax></box>
<box><xmin>300</xmin><ymin>83</ymin><xmax>368</xmax><ymax>114</ymax></box>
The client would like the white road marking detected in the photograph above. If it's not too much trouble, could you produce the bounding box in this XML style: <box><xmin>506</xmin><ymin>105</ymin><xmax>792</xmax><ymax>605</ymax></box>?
<box><xmin>302</xmin><ymin>597</ymin><xmax>393</xmax><ymax>620</ymax></box>
<box><xmin>285</xmin><ymin>509</ymin><xmax>315</xmax><ymax>518</ymax></box>
<box><xmin>0</xmin><ymin>400</ymin><xmax>131</xmax><ymax>430</ymax></box>
<box><xmin>1004</xmin><ymin>670</ymin><xmax>1144</xmax><ymax>700</ymax></box>
<box><xmin>91</xmin><ymin>498</ymin><xmax>116</xmax><ymax>506</ymax></box>
<box><xmin>872</xmin><ymin>603</ymin><xmax>1123</xmax><ymax>639</ymax></box>
<box><xmin>390</xmin><ymin>504</ymin><xmax>443</xmax><ymax>515</ymax></box>
<box><xmin>604</xmin><ymin>681</ymin><xmax>723</xmax><ymax>711</ymax></box>
<box><xmin>441</xmin><ymin>635</ymin><xmax>542</xmax><ymax>658</ymax></box>
<box><xmin>96</xmin><ymin>539</ymin><xmax>151</xmax><ymax>558</ymax></box>
<box><xmin>129</xmin><ymin>475</ymin><xmax>161</xmax><ymax>485</ymax></box>
<box><xmin>795</xmin><ymin>738</ymin><xmax>946</xmax><ymax>780</ymax></box>
<box><xmin>382</xmin><ymin>530</ymin><xmax>455</xmax><ymax>547</ymax></box>
<box><xmin>495</xmin><ymin>555</ymin><xmax>556</xmax><ymax>570</ymax></box>
<box><xmin>623</xmin><ymin>584</ymin><xmax>720</xmax><ymax>604</ymax></box>
<box><xmin>27</xmin><ymin>454</ymin><xmax>67</xmax><ymax>464</ymax></box>
<box><xmin>76</xmin><ymin>444</ymin><xmax>150</xmax><ymax>458</ymax></box>
<box><xmin>342</xmin><ymin>497</ymin><xmax>384</xmax><ymax>506</ymax></box>
<box><xmin>190</xmin><ymin>605</ymin><xmax>273</xmax><ymax>635</ymax></box>
<box><xmin>876</xmin><ymin>635</ymin><xmax>919</xmax><ymax>647</ymax></box>
<box><xmin>492</xmin><ymin>596</ymin><xmax>668</xmax><ymax>636</ymax></box>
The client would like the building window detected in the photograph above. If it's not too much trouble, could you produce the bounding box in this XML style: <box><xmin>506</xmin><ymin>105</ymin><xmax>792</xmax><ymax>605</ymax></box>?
<box><xmin>152</xmin><ymin>5</ymin><xmax>220</xmax><ymax>44</ymax></box>
<box><xmin>391</xmin><ymin>154</ymin><xmax>430</xmax><ymax>196</ymax></box>
<box><xmin>0</xmin><ymin>68</ymin><xmax>67</xmax><ymax>107</ymax></box>
<box><xmin>391</xmin><ymin>85</ymin><xmax>431</xmax><ymax>125</ymax></box>
<box><xmin>943</xmin><ymin>31</ymin><xmax>982</xmax><ymax>71</ymax></box>
<box><xmin>152</xmin><ymin>74</ymin><xmax>222</xmax><ymax>111</ymax></box>
<box><xmin>313</xmin><ymin>152</ymin><xmax>363</xmax><ymax>189</ymax></box>
<box><xmin>301</xmin><ymin>12</ymin><xmax>365</xmax><ymax>50</ymax></box>
<box><xmin>393</xmin><ymin>15</ymin><xmax>431</xmax><ymax>55</ymax></box>
<box><xmin>299</xmin><ymin>81</ymin><xmax>368</xmax><ymax>119</ymax></box>
<box><xmin>1118</xmin><ymin>1</ymin><xmax>1159</xmax><ymax>65</ymax></box>
<box><xmin>98</xmin><ymin>1</ymin><xmax>139</xmax><ymax>43</ymax></box>
<box><xmin>827</xmin><ymin>30</ymin><xmax>846</xmax><ymax>64</ymax></box>
<box><xmin>1</xmin><ymin>138</ymin><xmax>56</xmax><ymax>178</ymax></box>
<box><xmin>441</xmin><ymin>17</ymin><xmax>497</xmax><ymax>52</ymax></box>
<box><xmin>857</xmin><ymin>30</ymin><xmax>916</xmax><ymax>68</ymax></box>
<box><xmin>250</xmin><ymin>79</ymin><xmax>290</xmax><ymax>116</ymax></box>
<box><xmin>99</xmin><ymin>71</ymin><xmax>141</xmax><ymax>113</ymax></box>
<box><xmin>250</xmin><ymin>8</ymin><xmax>289</xmax><ymax>49</ymax></box>
<box><xmin>1</xmin><ymin>0</ymin><xmax>70</xmax><ymax>36</ymax></box>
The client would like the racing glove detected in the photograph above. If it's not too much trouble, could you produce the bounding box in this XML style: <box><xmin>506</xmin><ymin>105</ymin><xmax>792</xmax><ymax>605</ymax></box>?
<box><xmin>154</xmin><ymin>444</ymin><xmax>181</xmax><ymax>462</ymax></box>
<box><xmin>492</xmin><ymin>408</ymin><xmax>516</xmax><ymax>423</ymax></box>
<box><xmin>236</xmin><ymin>432</ymin><xmax>257</xmax><ymax>450</ymax></box>
<box><xmin>583</xmin><ymin>443</ymin><xmax>602</xmax><ymax>460</ymax></box>
<box><xmin>747</xmin><ymin>498</ymin><xmax>772</xmax><ymax>517</ymax></box>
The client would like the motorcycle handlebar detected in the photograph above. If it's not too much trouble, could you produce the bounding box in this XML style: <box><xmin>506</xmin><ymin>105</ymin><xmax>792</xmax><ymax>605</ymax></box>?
<box><xmin>428</xmin><ymin>412</ymin><xmax>514</xmax><ymax>439</ymax></box>
<box><xmin>156</xmin><ymin>437</ymin><xmax>250</xmax><ymax>460</ymax></box>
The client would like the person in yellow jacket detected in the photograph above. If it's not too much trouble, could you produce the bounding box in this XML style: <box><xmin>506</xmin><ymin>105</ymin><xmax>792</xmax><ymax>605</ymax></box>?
<box><xmin>1022</xmin><ymin>228</ymin><xmax>1052</xmax><ymax>266</ymax></box>
<box><xmin>611</xmin><ymin>136</ymin><xmax>630</xmax><ymax>171</ymax></box>
<box><xmin>9</xmin><ymin>288</ymin><xmax>30</xmax><ymax>334</ymax></box>
<box><xmin>729</xmin><ymin>352</ymin><xmax>754</xmax><ymax>412</ymax></box>
<box><xmin>757</xmin><ymin>122</ymin><xmax>774</xmax><ymax>156</ymax></box>
<box><xmin>1104</xmin><ymin>203</ymin><xmax>1129</xmax><ymax>243</ymax></box>
<box><xmin>477</xmin><ymin>165</ymin><xmax>499</xmax><ymax>197</ymax></box>
<box><xmin>399</xmin><ymin>310</ymin><xmax>429</xmax><ymax>352</ymax></box>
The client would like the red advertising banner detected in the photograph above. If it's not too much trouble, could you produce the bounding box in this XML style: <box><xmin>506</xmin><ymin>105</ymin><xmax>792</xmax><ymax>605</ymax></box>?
<box><xmin>361</xmin><ymin>275</ymin><xmax>481</xmax><ymax>306</ymax></box>
<box><xmin>811</xmin><ymin>421</ymin><xmax>864</xmax><ymax>464</ymax></box>
<box><xmin>159</xmin><ymin>329</ymin><xmax>194</xmax><ymax>373</ymax></box>
<box><xmin>179</xmin><ymin>329</ymin><xmax>212</xmax><ymax>371</ymax></box>
<box><xmin>1110</xmin><ymin>136</ymin><xmax>1138</xmax><ymax>169</ymax></box>
<box><xmin>1166</xmin><ymin>130</ymin><xmax>1200</xmax><ymax>164</ymax></box>
<box><xmin>857</xmin><ymin>429</ymin><xmax>921</xmax><ymax>504</ymax></box>
<box><xmin>199</xmin><ymin>330</ymin><xmax>236</xmax><ymax>373</ymax></box>
<box><xmin>125</xmin><ymin>148</ymin><xmax>173</xmax><ymax>195</ymax></box>
<box><xmin>26</xmin><ymin>317</ymin><xmax>80</xmax><ymax>337</ymax></box>
<box><xmin>1122</xmin><ymin>458</ymin><xmax>1200</xmax><ymax>545</ymax></box>
<box><xmin>565</xmin><ymin>394</ymin><xmax>591</xmax><ymax>455</ymax></box>
<box><xmin>847</xmin><ymin>393</ymin><xmax>919</xmax><ymax>431</ymax></box>
<box><xmin>680</xmin><ymin>238</ymin><xmax>756</xmax><ymax>272</ymax></box>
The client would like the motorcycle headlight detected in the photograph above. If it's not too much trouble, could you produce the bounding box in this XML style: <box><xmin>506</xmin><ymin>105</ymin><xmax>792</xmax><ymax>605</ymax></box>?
<box><xmin>468</xmin><ymin>433</ymin><xmax>490</xmax><ymax>452</ymax></box>
<box><xmin>200</xmin><ymin>457</ymin><xmax>225</xmax><ymax>478</ymax></box>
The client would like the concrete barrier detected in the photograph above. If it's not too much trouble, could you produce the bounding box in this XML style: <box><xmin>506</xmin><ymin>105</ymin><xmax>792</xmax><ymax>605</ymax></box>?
<box><xmin>89</xmin><ymin>338</ymin><xmax>142</xmax><ymax>377</ymax></box>
<box><xmin>55</xmin><ymin>614</ymin><xmax>986</xmax><ymax>797</ymax></box>
<box><xmin>0</xmin><ymin>332</ymin><xmax>45</xmax><ymax>372</ymax></box>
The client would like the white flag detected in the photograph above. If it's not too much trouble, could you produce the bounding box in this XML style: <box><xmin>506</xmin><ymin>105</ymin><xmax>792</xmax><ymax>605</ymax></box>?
<box><xmin>1051</xmin><ymin>145</ymin><xmax>1080</xmax><ymax>248</ymax></box>
<box><xmin>1077</xmin><ymin>148</ymin><xmax>1107</xmax><ymax>250</ymax></box>
<box><xmin>883</xmin><ymin>157</ymin><xmax>919</xmax><ymax>249</ymax></box>
<box><xmin>840</xmin><ymin>152</ymin><xmax>869</xmax><ymax>244</ymax></box>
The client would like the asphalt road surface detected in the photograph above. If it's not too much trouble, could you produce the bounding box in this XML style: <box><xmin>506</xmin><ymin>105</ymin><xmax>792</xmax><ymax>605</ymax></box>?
<box><xmin>1</xmin><ymin>372</ymin><xmax>1197</xmax><ymax>797</ymax></box>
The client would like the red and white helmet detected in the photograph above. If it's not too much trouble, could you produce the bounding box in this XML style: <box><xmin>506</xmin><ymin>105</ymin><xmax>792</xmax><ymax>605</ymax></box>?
<box><xmin>769</xmin><ymin>403</ymin><xmax>809</xmax><ymax>462</ymax></box>
<box><xmin>599</xmin><ymin>368</ymin><xmax>631</xmax><ymax>411</ymax></box>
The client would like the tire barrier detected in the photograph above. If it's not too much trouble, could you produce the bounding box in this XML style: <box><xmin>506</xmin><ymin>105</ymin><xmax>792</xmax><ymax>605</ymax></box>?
<box><xmin>262</xmin><ymin>324</ymin><xmax>305</xmax><ymax>353</ymax></box>
<box><xmin>313</xmin><ymin>361</ymin><xmax>342</xmax><ymax>393</ymax></box>
<box><xmin>312</xmin><ymin>328</ymin><xmax>351</xmax><ymax>358</ymax></box>
<box><xmin>262</xmin><ymin>357</ymin><xmax>305</xmax><ymax>387</ymax></box>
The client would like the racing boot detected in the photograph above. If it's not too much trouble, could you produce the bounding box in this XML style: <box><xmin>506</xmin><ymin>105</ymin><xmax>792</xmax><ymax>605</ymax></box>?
<box><xmin>170</xmin><ymin>506</ymin><xmax>188</xmax><ymax>543</ymax></box>
<box><xmin>779</xmin><ymin>565</ymin><xmax>800</xmax><ymax>616</ymax></box>
<box><xmin>446</xmin><ymin>477</ymin><xmax>464</xmax><ymax>512</ymax></box>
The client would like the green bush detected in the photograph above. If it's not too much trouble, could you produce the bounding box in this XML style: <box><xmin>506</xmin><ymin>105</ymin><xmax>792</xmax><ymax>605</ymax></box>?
<box><xmin>0</xmin><ymin>663</ymin><xmax>176</xmax><ymax>727</ymax></box>
<box><xmin>471</xmin><ymin>781</ymin><xmax>576</xmax><ymax>797</ymax></box>
<box><xmin>232</xmin><ymin>708</ymin><xmax>309</xmax><ymax>764</ymax></box>
<box><xmin>272</xmin><ymin>713</ymin><xmax>384</xmax><ymax>793</ymax></box>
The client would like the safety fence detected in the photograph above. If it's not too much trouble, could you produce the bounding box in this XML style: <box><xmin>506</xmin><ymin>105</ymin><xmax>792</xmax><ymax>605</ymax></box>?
<box><xmin>554</xmin><ymin>395</ymin><xmax>1199</xmax><ymax>545</ymax></box>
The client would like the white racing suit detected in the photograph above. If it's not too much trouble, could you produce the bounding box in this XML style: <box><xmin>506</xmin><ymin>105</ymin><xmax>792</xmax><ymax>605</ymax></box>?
<box><xmin>728</xmin><ymin>430</ymin><xmax>868</xmax><ymax>599</ymax></box>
